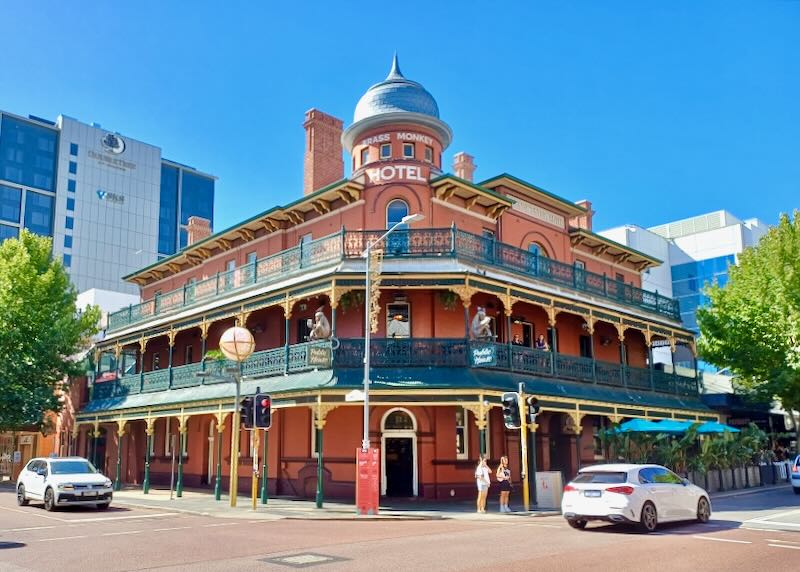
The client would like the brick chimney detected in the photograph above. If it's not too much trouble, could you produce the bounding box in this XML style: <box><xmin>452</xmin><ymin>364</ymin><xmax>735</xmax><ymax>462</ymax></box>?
<box><xmin>570</xmin><ymin>200</ymin><xmax>594</xmax><ymax>231</ymax></box>
<box><xmin>453</xmin><ymin>152</ymin><xmax>476</xmax><ymax>182</ymax></box>
<box><xmin>187</xmin><ymin>216</ymin><xmax>212</xmax><ymax>245</ymax></box>
<box><xmin>303</xmin><ymin>109</ymin><xmax>344</xmax><ymax>195</ymax></box>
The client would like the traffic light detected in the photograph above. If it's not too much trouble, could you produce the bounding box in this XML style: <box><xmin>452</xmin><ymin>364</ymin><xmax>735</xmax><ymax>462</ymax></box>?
<box><xmin>526</xmin><ymin>396</ymin><xmax>540</xmax><ymax>423</ymax></box>
<box><xmin>254</xmin><ymin>393</ymin><xmax>272</xmax><ymax>429</ymax></box>
<box><xmin>239</xmin><ymin>396</ymin><xmax>254</xmax><ymax>429</ymax></box>
<box><xmin>501</xmin><ymin>392</ymin><xmax>521</xmax><ymax>429</ymax></box>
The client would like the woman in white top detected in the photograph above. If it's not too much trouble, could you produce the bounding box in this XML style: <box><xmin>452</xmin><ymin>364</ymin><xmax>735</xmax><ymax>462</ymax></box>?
<box><xmin>474</xmin><ymin>455</ymin><xmax>490</xmax><ymax>513</ymax></box>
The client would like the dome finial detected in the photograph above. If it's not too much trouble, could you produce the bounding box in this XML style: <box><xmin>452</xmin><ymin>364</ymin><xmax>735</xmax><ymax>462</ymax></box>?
<box><xmin>387</xmin><ymin>52</ymin><xmax>403</xmax><ymax>80</ymax></box>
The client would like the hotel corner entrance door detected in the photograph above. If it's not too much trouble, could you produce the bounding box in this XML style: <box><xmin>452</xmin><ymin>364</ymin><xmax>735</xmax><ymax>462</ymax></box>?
<box><xmin>384</xmin><ymin>437</ymin><xmax>414</xmax><ymax>497</ymax></box>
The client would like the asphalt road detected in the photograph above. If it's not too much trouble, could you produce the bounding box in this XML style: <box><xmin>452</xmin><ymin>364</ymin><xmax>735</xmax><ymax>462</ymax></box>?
<box><xmin>0</xmin><ymin>487</ymin><xmax>798</xmax><ymax>571</ymax></box>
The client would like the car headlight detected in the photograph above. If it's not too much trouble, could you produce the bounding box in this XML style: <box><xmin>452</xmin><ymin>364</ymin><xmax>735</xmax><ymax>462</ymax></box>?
<box><xmin>103</xmin><ymin>479</ymin><xmax>112</xmax><ymax>488</ymax></box>
<box><xmin>58</xmin><ymin>483</ymin><xmax>75</xmax><ymax>490</ymax></box>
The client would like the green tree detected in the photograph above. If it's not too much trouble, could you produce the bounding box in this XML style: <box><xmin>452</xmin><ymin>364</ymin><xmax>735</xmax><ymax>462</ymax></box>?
<box><xmin>697</xmin><ymin>212</ymin><xmax>800</xmax><ymax>441</ymax></box>
<box><xmin>0</xmin><ymin>230</ymin><xmax>100</xmax><ymax>432</ymax></box>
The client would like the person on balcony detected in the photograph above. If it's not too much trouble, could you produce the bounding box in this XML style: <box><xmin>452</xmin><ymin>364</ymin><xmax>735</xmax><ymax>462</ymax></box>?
<box><xmin>511</xmin><ymin>334</ymin><xmax>524</xmax><ymax>346</ymax></box>
<box><xmin>535</xmin><ymin>334</ymin><xmax>549</xmax><ymax>351</ymax></box>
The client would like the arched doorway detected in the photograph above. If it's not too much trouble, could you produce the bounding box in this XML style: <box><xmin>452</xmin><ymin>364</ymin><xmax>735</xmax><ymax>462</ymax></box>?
<box><xmin>381</xmin><ymin>408</ymin><xmax>417</xmax><ymax>497</ymax></box>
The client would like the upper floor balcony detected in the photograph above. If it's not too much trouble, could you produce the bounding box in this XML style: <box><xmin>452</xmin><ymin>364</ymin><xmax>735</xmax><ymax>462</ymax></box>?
<box><xmin>107</xmin><ymin>228</ymin><xmax>680</xmax><ymax>333</ymax></box>
<box><xmin>89</xmin><ymin>337</ymin><xmax>699</xmax><ymax>403</ymax></box>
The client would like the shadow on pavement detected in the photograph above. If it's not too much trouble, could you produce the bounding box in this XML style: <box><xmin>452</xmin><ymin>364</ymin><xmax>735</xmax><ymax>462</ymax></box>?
<box><xmin>0</xmin><ymin>541</ymin><xmax>26</xmax><ymax>549</ymax></box>
<box><xmin>583</xmin><ymin>518</ymin><xmax>741</xmax><ymax>535</ymax></box>
<box><xmin>0</xmin><ymin>487</ymin><xmax>132</xmax><ymax>514</ymax></box>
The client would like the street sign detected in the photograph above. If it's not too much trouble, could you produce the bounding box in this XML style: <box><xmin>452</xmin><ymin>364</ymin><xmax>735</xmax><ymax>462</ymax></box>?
<box><xmin>308</xmin><ymin>346</ymin><xmax>332</xmax><ymax>368</ymax></box>
<box><xmin>345</xmin><ymin>389</ymin><xmax>365</xmax><ymax>402</ymax></box>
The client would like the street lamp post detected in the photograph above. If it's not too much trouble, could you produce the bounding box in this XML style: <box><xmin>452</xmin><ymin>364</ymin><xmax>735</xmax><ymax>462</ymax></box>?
<box><xmin>218</xmin><ymin>326</ymin><xmax>255</xmax><ymax>508</ymax></box>
<box><xmin>361</xmin><ymin>213</ymin><xmax>424</xmax><ymax>451</ymax></box>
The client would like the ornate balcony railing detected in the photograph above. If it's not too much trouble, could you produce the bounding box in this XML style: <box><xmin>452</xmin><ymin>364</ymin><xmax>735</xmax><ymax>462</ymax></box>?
<box><xmin>107</xmin><ymin>227</ymin><xmax>680</xmax><ymax>333</ymax></box>
<box><xmin>90</xmin><ymin>340</ymin><xmax>333</xmax><ymax>400</ymax></box>
<box><xmin>335</xmin><ymin>338</ymin><xmax>698</xmax><ymax>397</ymax></box>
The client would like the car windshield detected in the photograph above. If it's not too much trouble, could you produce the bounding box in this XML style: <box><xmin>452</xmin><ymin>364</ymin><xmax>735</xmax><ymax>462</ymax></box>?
<box><xmin>49</xmin><ymin>460</ymin><xmax>97</xmax><ymax>475</ymax></box>
<box><xmin>572</xmin><ymin>471</ymin><xmax>627</xmax><ymax>484</ymax></box>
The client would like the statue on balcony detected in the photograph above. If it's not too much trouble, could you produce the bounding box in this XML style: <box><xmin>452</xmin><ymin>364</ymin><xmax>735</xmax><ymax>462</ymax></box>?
<box><xmin>307</xmin><ymin>308</ymin><xmax>331</xmax><ymax>341</ymax></box>
<box><xmin>470</xmin><ymin>307</ymin><xmax>493</xmax><ymax>340</ymax></box>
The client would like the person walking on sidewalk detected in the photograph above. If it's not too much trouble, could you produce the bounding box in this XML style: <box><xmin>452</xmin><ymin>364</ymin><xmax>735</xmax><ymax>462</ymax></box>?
<box><xmin>496</xmin><ymin>456</ymin><xmax>512</xmax><ymax>512</ymax></box>
<box><xmin>474</xmin><ymin>455</ymin><xmax>491</xmax><ymax>513</ymax></box>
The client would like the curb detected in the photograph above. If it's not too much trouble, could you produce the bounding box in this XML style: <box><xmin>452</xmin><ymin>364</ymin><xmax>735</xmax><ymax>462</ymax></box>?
<box><xmin>710</xmin><ymin>484</ymin><xmax>791</xmax><ymax>500</ymax></box>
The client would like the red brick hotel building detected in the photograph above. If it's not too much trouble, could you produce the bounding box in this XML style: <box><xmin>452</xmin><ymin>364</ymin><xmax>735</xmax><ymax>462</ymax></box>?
<box><xmin>66</xmin><ymin>56</ymin><xmax>710</xmax><ymax>501</ymax></box>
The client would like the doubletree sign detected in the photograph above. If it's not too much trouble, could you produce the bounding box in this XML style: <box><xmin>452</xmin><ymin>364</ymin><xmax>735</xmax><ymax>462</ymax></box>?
<box><xmin>470</xmin><ymin>344</ymin><xmax>496</xmax><ymax>367</ymax></box>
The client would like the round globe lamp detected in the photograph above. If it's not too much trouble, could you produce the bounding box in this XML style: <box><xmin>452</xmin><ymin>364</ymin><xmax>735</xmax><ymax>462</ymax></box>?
<box><xmin>219</xmin><ymin>326</ymin><xmax>255</xmax><ymax>362</ymax></box>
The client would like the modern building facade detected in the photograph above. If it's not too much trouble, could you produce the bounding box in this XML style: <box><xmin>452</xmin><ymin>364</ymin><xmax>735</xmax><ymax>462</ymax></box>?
<box><xmin>0</xmin><ymin>110</ymin><xmax>215</xmax><ymax>294</ymax></box>
<box><xmin>63</xmin><ymin>57</ymin><xmax>710</xmax><ymax>502</ymax></box>
<box><xmin>600</xmin><ymin>211</ymin><xmax>769</xmax><ymax>335</ymax></box>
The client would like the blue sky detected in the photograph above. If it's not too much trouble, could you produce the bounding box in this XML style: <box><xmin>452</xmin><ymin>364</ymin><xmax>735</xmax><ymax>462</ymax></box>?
<box><xmin>1</xmin><ymin>1</ymin><xmax>797</xmax><ymax>231</ymax></box>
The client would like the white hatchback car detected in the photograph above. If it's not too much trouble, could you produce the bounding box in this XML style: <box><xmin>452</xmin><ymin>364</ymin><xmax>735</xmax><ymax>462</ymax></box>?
<box><xmin>17</xmin><ymin>457</ymin><xmax>113</xmax><ymax>511</ymax></box>
<box><xmin>561</xmin><ymin>463</ymin><xmax>711</xmax><ymax>533</ymax></box>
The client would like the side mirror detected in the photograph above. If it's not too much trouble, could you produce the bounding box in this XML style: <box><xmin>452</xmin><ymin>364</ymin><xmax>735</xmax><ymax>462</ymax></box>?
<box><xmin>37</xmin><ymin>468</ymin><xmax>47</xmax><ymax>477</ymax></box>
<box><xmin>681</xmin><ymin>478</ymin><xmax>689</xmax><ymax>486</ymax></box>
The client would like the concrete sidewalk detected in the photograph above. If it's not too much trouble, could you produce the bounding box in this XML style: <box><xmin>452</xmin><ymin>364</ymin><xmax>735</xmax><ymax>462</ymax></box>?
<box><xmin>111</xmin><ymin>487</ymin><xmax>561</xmax><ymax>521</ymax></box>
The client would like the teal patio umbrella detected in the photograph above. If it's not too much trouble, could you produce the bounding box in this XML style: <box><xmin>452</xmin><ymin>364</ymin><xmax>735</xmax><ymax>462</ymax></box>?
<box><xmin>652</xmin><ymin>419</ymin><xmax>695</xmax><ymax>434</ymax></box>
<box><xmin>697</xmin><ymin>421</ymin><xmax>740</xmax><ymax>434</ymax></box>
<box><xmin>615</xmin><ymin>419</ymin><xmax>666</xmax><ymax>433</ymax></box>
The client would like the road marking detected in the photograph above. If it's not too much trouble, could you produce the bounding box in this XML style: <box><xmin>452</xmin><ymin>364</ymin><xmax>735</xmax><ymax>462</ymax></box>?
<box><xmin>0</xmin><ymin>505</ymin><xmax>69</xmax><ymax>522</ymax></box>
<box><xmin>65</xmin><ymin>512</ymin><xmax>174</xmax><ymax>523</ymax></box>
<box><xmin>691</xmin><ymin>535</ymin><xmax>751</xmax><ymax>544</ymax></box>
<box><xmin>37</xmin><ymin>535</ymin><xmax>87</xmax><ymax>542</ymax></box>
<box><xmin>744</xmin><ymin>520</ymin><xmax>800</xmax><ymax>529</ymax></box>
<box><xmin>0</xmin><ymin>525</ymin><xmax>57</xmax><ymax>533</ymax></box>
<box><xmin>203</xmin><ymin>522</ymin><xmax>239</xmax><ymax>527</ymax></box>
<box><xmin>152</xmin><ymin>526</ymin><xmax>192</xmax><ymax>532</ymax></box>
<box><xmin>102</xmin><ymin>530</ymin><xmax>143</xmax><ymax>536</ymax></box>
<box><xmin>768</xmin><ymin>543</ymin><xmax>800</xmax><ymax>550</ymax></box>
<box><xmin>767</xmin><ymin>539</ymin><xmax>800</xmax><ymax>545</ymax></box>
<box><xmin>747</xmin><ymin>508</ymin><xmax>800</xmax><ymax>523</ymax></box>
<box><xmin>523</xmin><ymin>523</ymin><xmax>562</xmax><ymax>529</ymax></box>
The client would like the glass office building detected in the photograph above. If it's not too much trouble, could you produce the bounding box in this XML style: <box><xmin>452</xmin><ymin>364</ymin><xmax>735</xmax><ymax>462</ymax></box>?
<box><xmin>0</xmin><ymin>110</ymin><xmax>215</xmax><ymax>294</ymax></box>
<box><xmin>671</xmin><ymin>254</ymin><xmax>735</xmax><ymax>333</ymax></box>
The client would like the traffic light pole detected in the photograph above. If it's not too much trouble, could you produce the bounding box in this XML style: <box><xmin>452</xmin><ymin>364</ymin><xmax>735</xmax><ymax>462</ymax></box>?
<box><xmin>229</xmin><ymin>369</ymin><xmax>241</xmax><ymax>508</ymax></box>
<box><xmin>518</xmin><ymin>382</ymin><xmax>530</xmax><ymax>512</ymax></box>
<box><xmin>251</xmin><ymin>429</ymin><xmax>259</xmax><ymax>511</ymax></box>
<box><xmin>260</xmin><ymin>429</ymin><xmax>268</xmax><ymax>504</ymax></box>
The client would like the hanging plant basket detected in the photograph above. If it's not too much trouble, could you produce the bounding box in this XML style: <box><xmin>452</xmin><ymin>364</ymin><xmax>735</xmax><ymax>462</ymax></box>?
<box><xmin>339</xmin><ymin>291</ymin><xmax>365</xmax><ymax>313</ymax></box>
<box><xmin>439</xmin><ymin>290</ymin><xmax>459</xmax><ymax>311</ymax></box>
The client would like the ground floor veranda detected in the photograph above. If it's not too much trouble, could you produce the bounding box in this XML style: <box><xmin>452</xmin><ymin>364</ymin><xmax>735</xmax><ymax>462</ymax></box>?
<box><xmin>68</xmin><ymin>373</ymin><xmax>716</xmax><ymax>502</ymax></box>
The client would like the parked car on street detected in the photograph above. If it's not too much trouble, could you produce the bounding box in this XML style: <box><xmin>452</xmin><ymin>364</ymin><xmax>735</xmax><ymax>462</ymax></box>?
<box><xmin>561</xmin><ymin>463</ymin><xmax>711</xmax><ymax>533</ymax></box>
<box><xmin>16</xmin><ymin>457</ymin><xmax>113</xmax><ymax>511</ymax></box>
<box><xmin>792</xmin><ymin>455</ymin><xmax>800</xmax><ymax>494</ymax></box>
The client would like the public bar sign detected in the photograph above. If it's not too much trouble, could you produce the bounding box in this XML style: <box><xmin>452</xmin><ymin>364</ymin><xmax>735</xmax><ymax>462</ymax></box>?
<box><xmin>308</xmin><ymin>346</ymin><xmax>332</xmax><ymax>368</ymax></box>
<box><xmin>356</xmin><ymin>447</ymin><xmax>380</xmax><ymax>515</ymax></box>
<box><xmin>470</xmin><ymin>343</ymin><xmax>497</xmax><ymax>367</ymax></box>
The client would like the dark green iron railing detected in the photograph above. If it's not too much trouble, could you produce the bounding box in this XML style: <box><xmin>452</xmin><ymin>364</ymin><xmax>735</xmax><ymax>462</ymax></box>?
<box><xmin>107</xmin><ymin>227</ymin><xmax>680</xmax><ymax>332</ymax></box>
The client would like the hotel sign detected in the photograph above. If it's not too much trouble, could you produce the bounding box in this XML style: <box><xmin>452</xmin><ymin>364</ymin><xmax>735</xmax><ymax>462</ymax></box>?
<box><xmin>89</xmin><ymin>133</ymin><xmax>136</xmax><ymax>171</ymax></box>
<box><xmin>512</xmin><ymin>198</ymin><xmax>565</xmax><ymax>229</ymax></box>
<box><xmin>365</xmin><ymin>164</ymin><xmax>427</xmax><ymax>184</ymax></box>
<box><xmin>361</xmin><ymin>132</ymin><xmax>434</xmax><ymax>146</ymax></box>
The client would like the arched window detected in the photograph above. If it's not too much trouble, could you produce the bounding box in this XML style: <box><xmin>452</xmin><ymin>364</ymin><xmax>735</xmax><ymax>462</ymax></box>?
<box><xmin>383</xmin><ymin>410</ymin><xmax>414</xmax><ymax>431</ymax></box>
<box><xmin>386</xmin><ymin>199</ymin><xmax>409</xmax><ymax>229</ymax></box>
<box><xmin>528</xmin><ymin>242</ymin><xmax>547</xmax><ymax>257</ymax></box>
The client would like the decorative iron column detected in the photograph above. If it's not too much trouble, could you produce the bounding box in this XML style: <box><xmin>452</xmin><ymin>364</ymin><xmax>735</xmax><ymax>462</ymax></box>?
<box><xmin>260</xmin><ymin>426</ymin><xmax>269</xmax><ymax>504</ymax></box>
<box><xmin>114</xmin><ymin>420</ymin><xmax>126</xmax><ymax>491</ymax></box>
<box><xmin>143</xmin><ymin>418</ymin><xmax>155</xmax><ymax>494</ymax></box>
<box><xmin>167</xmin><ymin>329</ymin><xmax>176</xmax><ymax>388</ymax></box>
<box><xmin>472</xmin><ymin>396</ymin><xmax>488</xmax><ymax>457</ymax></box>
<box><xmin>176</xmin><ymin>415</ymin><xmax>187</xmax><ymax>497</ymax></box>
<box><xmin>214</xmin><ymin>410</ymin><xmax>226</xmax><ymax>501</ymax></box>
<box><xmin>314</xmin><ymin>400</ymin><xmax>336</xmax><ymax>509</ymax></box>
<box><xmin>528</xmin><ymin>419</ymin><xmax>539</xmax><ymax>507</ymax></box>
<box><xmin>91</xmin><ymin>422</ymin><xmax>100</xmax><ymax>468</ymax></box>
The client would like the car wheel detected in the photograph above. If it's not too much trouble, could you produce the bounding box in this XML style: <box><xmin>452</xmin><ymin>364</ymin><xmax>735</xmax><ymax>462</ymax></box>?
<box><xmin>638</xmin><ymin>502</ymin><xmax>658</xmax><ymax>533</ymax></box>
<box><xmin>43</xmin><ymin>488</ymin><xmax>56</xmax><ymax>512</ymax></box>
<box><xmin>793</xmin><ymin>487</ymin><xmax>800</xmax><ymax>495</ymax></box>
<box><xmin>697</xmin><ymin>497</ymin><xmax>711</xmax><ymax>523</ymax></box>
<box><xmin>96</xmin><ymin>502</ymin><xmax>111</xmax><ymax>510</ymax></box>
<box><xmin>16</xmin><ymin>484</ymin><xmax>29</xmax><ymax>506</ymax></box>
<box><xmin>567</xmin><ymin>519</ymin><xmax>587</xmax><ymax>530</ymax></box>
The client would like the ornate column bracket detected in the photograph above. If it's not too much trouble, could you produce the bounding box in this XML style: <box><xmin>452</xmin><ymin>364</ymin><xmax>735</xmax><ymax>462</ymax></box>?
<box><xmin>116</xmin><ymin>417</ymin><xmax>127</xmax><ymax>437</ymax></box>
<box><xmin>585</xmin><ymin>315</ymin><xmax>596</xmax><ymax>336</ymax></box>
<box><xmin>668</xmin><ymin>336</ymin><xmax>677</xmax><ymax>353</ymax></box>
<box><xmin>566</xmin><ymin>412</ymin><xmax>585</xmax><ymax>435</ymax></box>
<box><xmin>177</xmin><ymin>409</ymin><xmax>189</xmax><ymax>435</ymax></box>
<box><xmin>644</xmin><ymin>327</ymin><xmax>653</xmax><ymax>348</ymax></box>
<box><xmin>282</xmin><ymin>296</ymin><xmax>295</xmax><ymax>320</ymax></box>
<box><xmin>451</xmin><ymin>285</ymin><xmax>476</xmax><ymax>309</ymax></box>
<box><xmin>500</xmin><ymin>293</ymin><xmax>517</xmax><ymax>317</ymax></box>
<box><xmin>167</xmin><ymin>328</ymin><xmax>177</xmax><ymax>348</ymax></box>
<box><xmin>312</xmin><ymin>398</ymin><xmax>338</xmax><ymax>430</ymax></box>
<box><xmin>235</xmin><ymin>310</ymin><xmax>252</xmax><ymax>328</ymax></box>
<box><xmin>92</xmin><ymin>419</ymin><xmax>101</xmax><ymax>439</ymax></box>
<box><xmin>145</xmin><ymin>415</ymin><xmax>156</xmax><ymax>437</ymax></box>
<box><xmin>606</xmin><ymin>413</ymin><xmax>623</xmax><ymax>425</ymax></box>
<box><xmin>214</xmin><ymin>404</ymin><xmax>229</xmax><ymax>433</ymax></box>
<box><xmin>464</xmin><ymin>395</ymin><xmax>489</xmax><ymax>430</ymax></box>
<box><xmin>71</xmin><ymin>422</ymin><xmax>81</xmax><ymax>440</ymax></box>
<box><xmin>527</xmin><ymin>421</ymin><xmax>540</xmax><ymax>432</ymax></box>
<box><xmin>330</xmin><ymin>284</ymin><xmax>352</xmax><ymax>310</ymax></box>
<box><xmin>113</xmin><ymin>341</ymin><xmax>123</xmax><ymax>360</ymax></box>
<box><xmin>138</xmin><ymin>336</ymin><xmax>148</xmax><ymax>355</ymax></box>
<box><xmin>614</xmin><ymin>323</ymin><xmax>626</xmax><ymax>343</ymax></box>
<box><xmin>93</xmin><ymin>348</ymin><xmax>102</xmax><ymax>367</ymax></box>
<box><xmin>199</xmin><ymin>320</ymin><xmax>211</xmax><ymax>340</ymax></box>
<box><xmin>546</xmin><ymin>305</ymin><xmax>558</xmax><ymax>327</ymax></box>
